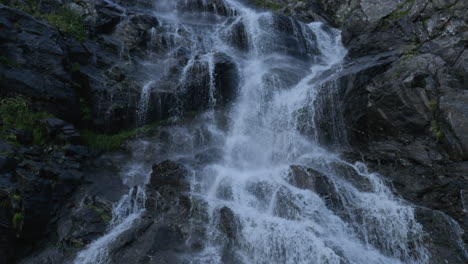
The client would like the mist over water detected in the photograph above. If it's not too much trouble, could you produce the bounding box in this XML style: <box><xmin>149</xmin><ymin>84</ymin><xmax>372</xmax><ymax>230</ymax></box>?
<box><xmin>74</xmin><ymin>0</ymin><xmax>433</xmax><ymax>263</ymax></box>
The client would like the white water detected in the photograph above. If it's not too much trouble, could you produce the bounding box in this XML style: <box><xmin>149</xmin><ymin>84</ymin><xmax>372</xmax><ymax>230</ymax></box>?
<box><xmin>74</xmin><ymin>0</ymin><xmax>435</xmax><ymax>263</ymax></box>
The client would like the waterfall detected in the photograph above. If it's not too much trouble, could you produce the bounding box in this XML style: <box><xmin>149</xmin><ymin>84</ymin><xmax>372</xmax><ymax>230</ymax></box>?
<box><xmin>72</xmin><ymin>0</ymin><xmax>438</xmax><ymax>263</ymax></box>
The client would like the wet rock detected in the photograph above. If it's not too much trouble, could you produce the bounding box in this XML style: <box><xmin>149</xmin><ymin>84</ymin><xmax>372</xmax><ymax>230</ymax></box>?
<box><xmin>182</xmin><ymin>52</ymin><xmax>239</xmax><ymax>111</ymax></box>
<box><xmin>217</xmin><ymin>206</ymin><xmax>241</xmax><ymax>240</ymax></box>
<box><xmin>222</xmin><ymin>18</ymin><xmax>249</xmax><ymax>51</ymax></box>
<box><xmin>116</xmin><ymin>13</ymin><xmax>159</xmax><ymax>50</ymax></box>
<box><xmin>195</xmin><ymin>148</ymin><xmax>223</xmax><ymax>165</ymax></box>
<box><xmin>176</xmin><ymin>0</ymin><xmax>238</xmax><ymax>17</ymax></box>
<box><xmin>258</xmin><ymin>13</ymin><xmax>320</xmax><ymax>59</ymax></box>
<box><xmin>42</xmin><ymin>118</ymin><xmax>81</xmax><ymax>144</ymax></box>
<box><xmin>150</xmin><ymin>160</ymin><xmax>190</xmax><ymax>194</ymax></box>
<box><xmin>415</xmin><ymin>207</ymin><xmax>467</xmax><ymax>264</ymax></box>
<box><xmin>287</xmin><ymin>165</ymin><xmax>345</xmax><ymax>215</ymax></box>
<box><xmin>58</xmin><ymin>196</ymin><xmax>112</xmax><ymax>247</ymax></box>
<box><xmin>0</xmin><ymin>155</ymin><xmax>16</xmax><ymax>172</ymax></box>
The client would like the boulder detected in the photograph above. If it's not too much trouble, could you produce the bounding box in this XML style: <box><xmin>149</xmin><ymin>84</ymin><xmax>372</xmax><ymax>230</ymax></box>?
<box><xmin>181</xmin><ymin>52</ymin><xmax>239</xmax><ymax>111</ymax></box>
<box><xmin>42</xmin><ymin>118</ymin><xmax>81</xmax><ymax>144</ymax></box>
<box><xmin>217</xmin><ymin>206</ymin><xmax>241</xmax><ymax>240</ymax></box>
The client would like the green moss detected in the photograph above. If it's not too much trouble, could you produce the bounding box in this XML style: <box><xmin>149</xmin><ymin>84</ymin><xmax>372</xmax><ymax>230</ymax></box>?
<box><xmin>44</xmin><ymin>8</ymin><xmax>88</xmax><ymax>41</ymax></box>
<box><xmin>81</xmin><ymin>121</ymin><xmax>167</xmax><ymax>151</ymax></box>
<box><xmin>428</xmin><ymin>99</ymin><xmax>438</xmax><ymax>112</ymax></box>
<box><xmin>387</xmin><ymin>0</ymin><xmax>415</xmax><ymax>20</ymax></box>
<box><xmin>86</xmin><ymin>205</ymin><xmax>111</xmax><ymax>223</ymax></box>
<box><xmin>12</xmin><ymin>212</ymin><xmax>24</xmax><ymax>229</ymax></box>
<box><xmin>71</xmin><ymin>63</ymin><xmax>81</xmax><ymax>72</ymax></box>
<box><xmin>252</xmin><ymin>0</ymin><xmax>284</xmax><ymax>11</ymax></box>
<box><xmin>2</xmin><ymin>1</ymin><xmax>88</xmax><ymax>41</ymax></box>
<box><xmin>0</xmin><ymin>97</ymin><xmax>52</xmax><ymax>145</ymax></box>
<box><xmin>431</xmin><ymin>120</ymin><xmax>445</xmax><ymax>141</ymax></box>
<box><xmin>70</xmin><ymin>239</ymin><xmax>85</xmax><ymax>248</ymax></box>
<box><xmin>12</xmin><ymin>194</ymin><xmax>21</xmax><ymax>200</ymax></box>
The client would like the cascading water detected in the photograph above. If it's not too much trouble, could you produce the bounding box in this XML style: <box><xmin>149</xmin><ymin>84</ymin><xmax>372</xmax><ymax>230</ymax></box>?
<box><xmin>72</xmin><ymin>0</ymin><xmax>448</xmax><ymax>263</ymax></box>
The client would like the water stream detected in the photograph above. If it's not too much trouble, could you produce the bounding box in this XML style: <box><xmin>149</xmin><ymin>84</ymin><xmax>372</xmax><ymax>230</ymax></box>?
<box><xmin>74</xmin><ymin>0</ymin><xmax>435</xmax><ymax>263</ymax></box>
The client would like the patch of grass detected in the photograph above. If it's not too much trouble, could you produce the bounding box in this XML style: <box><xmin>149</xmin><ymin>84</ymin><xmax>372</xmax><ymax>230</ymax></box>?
<box><xmin>71</xmin><ymin>63</ymin><xmax>81</xmax><ymax>72</ymax></box>
<box><xmin>431</xmin><ymin>120</ymin><xmax>444</xmax><ymax>141</ymax></box>
<box><xmin>428</xmin><ymin>99</ymin><xmax>438</xmax><ymax>112</ymax></box>
<box><xmin>81</xmin><ymin>121</ymin><xmax>168</xmax><ymax>151</ymax></box>
<box><xmin>70</xmin><ymin>238</ymin><xmax>85</xmax><ymax>248</ymax></box>
<box><xmin>86</xmin><ymin>205</ymin><xmax>111</xmax><ymax>223</ymax></box>
<box><xmin>0</xmin><ymin>97</ymin><xmax>52</xmax><ymax>145</ymax></box>
<box><xmin>252</xmin><ymin>0</ymin><xmax>284</xmax><ymax>11</ymax></box>
<box><xmin>12</xmin><ymin>212</ymin><xmax>24</xmax><ymax>229</ymax></box>
<box><xmin>2</xmin><ymin>0</ymin><xmax>88</xmax><ymax>41</ymax></box>
<box><xmin>44</xmin><ymin>8</ymin><xmax>88</xmax><ymax>42</ymax></box>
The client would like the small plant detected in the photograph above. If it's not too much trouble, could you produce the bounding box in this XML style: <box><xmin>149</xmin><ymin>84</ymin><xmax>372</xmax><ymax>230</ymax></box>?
<box><xmin>0</xmin><ymin>97</ymin><xmax>52</xmax><ymax>145</ymax></box>
<box><xmin>71</xmin><ymin>63</ymin><xmax>81</xmax><ymax>72</ymax></box>
<box><xmin>86</xmin><ymin>205</ymin><xmax>111</xmax><ymax>223</ymax></box>
<box><xmin>81</xmin><ymin>121</ymin><xmax>164</xmax><ymax>151</ymax></box>
<box><xmin>12</xmin><ymin>212</ymin><xmax>24</xmax><ymax>229</ymax></box>
<box><xmin>70</xmin><ymin>238</ymin><xmax>85</xmax><ymax>248</ymax></box>
<box><xmin>428</xmin><ymin>99</ymin><xmax>438</xmax><ymax>112</ymax></box>
<box><xmin>431</xmin><ymin>120</ymin><xmax>444</xmax><ymax>141</ymax></box>
<box><xmin>12</xmin><ymin>194</ymin><xmax>21</xmax><ymax>200</ymax></box>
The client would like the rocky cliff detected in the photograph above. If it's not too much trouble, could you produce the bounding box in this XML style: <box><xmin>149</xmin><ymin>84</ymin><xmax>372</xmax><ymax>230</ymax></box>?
<box><xmin>0</xmin><ymin>0</ymin><xmax>467</xmax><ymax>263</ymax></box>
<box><xmin>267</xmin><ymin>0</ymin><xmax>467</xmax><ymax>250</ymax></box>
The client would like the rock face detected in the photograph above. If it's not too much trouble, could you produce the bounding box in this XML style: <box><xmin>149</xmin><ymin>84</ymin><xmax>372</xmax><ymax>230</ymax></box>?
<box><xmin>0</xmin><ymin>133</ymin><xmax>91</xmax><ymax>264</ymax></box>
<box><xmin>0</xmin><ymin>0</ymin><xmax>242</xmax><ymax>132</ymax></box>
<box><xmin>0</xmin><ymin>5</ymin><xmax>81</xmax><ymax>121</ymax></box>
<box><xmin>265</xmin><ymin>0</ymin><xmax>467</xmax><ymax>260</ymax></box>
<box><xmin>1</xmin><ymin>0</ymin><xmax>467</xmax><ymax>263</ymax></box>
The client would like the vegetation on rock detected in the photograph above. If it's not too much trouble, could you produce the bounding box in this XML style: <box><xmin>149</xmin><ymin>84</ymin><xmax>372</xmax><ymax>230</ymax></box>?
<box><xmin>0</xmin><ymin>0</ymin><xmax>88</xmax><ymax>41</ymax></box>
<box><xmin>0</xmin><ymin>97</ymin><xmax>51</xmax><ymax>145</ymax></box>
<box><xmin>81</xmin><ymin>121</ymin><xmax>169</xmax><ymax>151</ymax></box>
<box><xmin>12</xmin><ymin>212</ymin><xmax>24</xmax><ymax>229</ymax></box>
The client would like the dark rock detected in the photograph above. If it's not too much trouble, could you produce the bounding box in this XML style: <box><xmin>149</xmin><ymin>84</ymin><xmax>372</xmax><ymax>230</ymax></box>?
<box><xmin>116</xmin><ymin>13</ymin><xmax>159</xmax><ymax>50</ymax></box>
<box><xmin>217</xmin><ymin>206</ymin><xmax>241</xmax><ymax>240</ymax></box>
<box><xmin>0</xmin><ymin>155</ymin><xmax>16</xmax><ymax>172</ymax></box>
<box><xmin>181</xmin><ymin>52</ymin><xmax>239</xmax><ymax>111</ymax></box>
<box><xmin>63</xmin><ymin>145</ymin><xmax>90</xmax><ymax>158</ymax></box>
<box><xmin>0</xmin><ymin>6</ymin><xmax>81</xmax><ymax>122</ymax></box>
<box><xmin>415</xmin><ymin>207</ymin><xmax>467</xmax><ymax>264</ymax></box>
<box><xmin>222</xmin><ymin>18</ymin><xmax>249</xmax><ymax>51</ymax></box>
<box><xmin>150</xmin><ymin>160</ymin><xmax>190</xmax><ymax>193</ymax></box>
<box><xmin>257</xmin><ymin>13</ymin><xmax>320</xmax><ymax>59</ymax></box>
<box><xmin>8</xmin><ymin>129</ymin><xmax>33</xmax><ymax>145</ymax></box>
<box><xmin>439</xmin><ymin>92</ymin><xmax>468</xmax><ymax>160</ymax></box>
<box><xmin>175</xmin><ymin>0</ymin><xmax>238</xmax><ymax>17</ymax></box>
<box><xmin>42</xmin><ymin>118</ymin><xmax>81</xmax><ymax>144</ymax></box>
